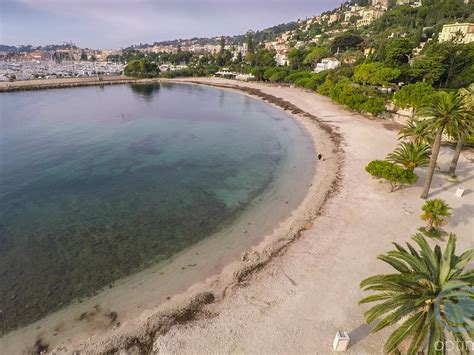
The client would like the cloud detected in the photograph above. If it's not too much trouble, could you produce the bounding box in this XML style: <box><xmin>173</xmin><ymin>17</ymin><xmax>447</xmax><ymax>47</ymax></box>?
<box><xmin>4</xmin><ymin>0</ymin><xmax>335</xmax><ymax>48</ymax></box>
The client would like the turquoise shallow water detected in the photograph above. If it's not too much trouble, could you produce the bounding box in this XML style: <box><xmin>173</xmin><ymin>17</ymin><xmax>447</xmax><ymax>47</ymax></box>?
<box><xmin>0</xmin><ymin>83</ymin><xmax>310</xmax><ymax>334</ymax></box>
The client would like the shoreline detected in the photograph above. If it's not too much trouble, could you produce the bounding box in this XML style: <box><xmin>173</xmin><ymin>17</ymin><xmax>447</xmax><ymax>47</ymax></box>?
<box><xmin>151</xmin><ymin>80</ymin><xmax>472</xmax><ymax>354</ymax></box>
<box><xmin>81</xmin><ymin>80</ymin><xmax>343</xmax><ymax>353</ymax></box>
<box><xmin>0</xmin><ymin>80</ymin><xmax>341</xmax><ymax>353</ymax></box>
<box><xmin>2</xmin><ymin>79</ymin><xmax>471</xmax><ymax>353</ymax></box>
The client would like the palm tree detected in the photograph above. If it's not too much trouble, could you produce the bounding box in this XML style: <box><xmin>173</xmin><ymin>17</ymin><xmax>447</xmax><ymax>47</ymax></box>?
<box><xmin>359</xmin><ymin>234</ymin><xmax>473</xmax><ymax>354</ymax></box>
<box><xmin>386</xmin><ymin>141</ymin><xmax>431</xmax><ymax>171</ymax></box>
<box><xmin>398</xmin><ymin>118</ymin><xmax>434</xmax><ymax>146</ymax></box>
<box><xmin>419</xmin><ymin>92</ymin><xmax>469</xmax><ymax>199</ymax></box>
<box><xmin>447</xmin><ymin>86</ymin><xmax>474</xmax><ymax>177</ymax></box>
<box><xmin>421</xmin><ymin>198</ymin><xmax>452</xmax><ymax>231</ymax></box>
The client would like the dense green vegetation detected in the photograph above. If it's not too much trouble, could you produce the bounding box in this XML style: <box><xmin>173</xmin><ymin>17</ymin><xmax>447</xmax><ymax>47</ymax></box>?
<box><xmin>120</xmin><ymin>0</ymin><xmax>473</xmax><ymax>118</ymax></box>
<box><xmin>123</xmin><ymin>59</ymin><xmax>160</xmax><ymax>78</ymax></box>
<box><xmin>365</xmin><ymin>90</ymin><xmax>471</xmax><ymax>200</ymax></box>
<box><xmin>365</xmin><ymin>160</ymin><xmax>418</xmax><ymax>192</ymax></box>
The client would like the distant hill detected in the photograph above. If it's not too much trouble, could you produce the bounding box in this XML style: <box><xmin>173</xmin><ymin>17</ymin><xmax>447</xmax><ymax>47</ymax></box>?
<box><xmin>125</xmin><ymin>21</ymin><xmax>300</xmax><ymax>50</ymax></box>
<box><xmin>0</xmin><ymin>43</ymin><xmax>78</xmax><ymax>53</ymax></box>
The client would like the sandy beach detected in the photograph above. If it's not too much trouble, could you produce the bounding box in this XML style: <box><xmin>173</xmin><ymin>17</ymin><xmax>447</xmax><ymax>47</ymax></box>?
<box><xmin>149</xmin><ymin>79</ymin><xmax>473</xmax><ymax>354</ymax></box>
<box><xmin>2</xmin><ymin>78</ymin><xmax>472</xmax><ymax>354</ymax></box>
<box><xmin>0</xmin><ymin>79</ymin><xmax>336</xmax><ymax>354</ymax></box>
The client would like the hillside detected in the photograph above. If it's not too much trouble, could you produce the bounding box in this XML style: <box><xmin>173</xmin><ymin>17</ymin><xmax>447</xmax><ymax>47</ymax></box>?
<box><xmin>125</xmin><ymin>21</ymin><xmax>300</xmax><ymax>50</ymax></box>
<box><xmin>116</xmin><ymin>0</ymin><xmax>474</xmax><ymax>141</ymax></box>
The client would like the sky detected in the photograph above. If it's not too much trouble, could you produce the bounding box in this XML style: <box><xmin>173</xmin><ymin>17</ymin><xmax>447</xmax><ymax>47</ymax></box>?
<box><xmin>1</xmin><ymin>0</ymin><xmax>338</xmax><ymax>49</ymax></box>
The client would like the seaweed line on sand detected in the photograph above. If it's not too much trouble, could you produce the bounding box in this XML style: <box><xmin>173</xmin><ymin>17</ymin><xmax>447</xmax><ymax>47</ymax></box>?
<box><xmin>76</xmin><ymin>81</ymin><xmax>345</xmax><ymax>355</ymax></box>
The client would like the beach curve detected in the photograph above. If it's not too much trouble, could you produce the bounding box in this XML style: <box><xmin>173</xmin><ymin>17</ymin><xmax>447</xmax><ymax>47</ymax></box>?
<box><xmin>4</xmin><ymin>78</ymin><xmax>471</xmax><ymax>354</ymax></box>
<box><xmin>71</xmin><ymin>79</ymin><xmax>344</xmax><ymax>353</ymax></box>
<box><xmin>0</xmin><ymin>79</ymin><xmax>342</xmax><ymax>354</ymax></box>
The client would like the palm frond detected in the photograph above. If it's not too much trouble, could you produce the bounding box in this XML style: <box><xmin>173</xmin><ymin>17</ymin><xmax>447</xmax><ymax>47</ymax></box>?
<box><xmin>407</xmin><ymin>311</ymin><xmax>430</xmax><ymax>355</ymax></box>
<box><xmin>398</xmin><ymin>118</ymin><xmax>434</xmax><ymax>145</ymax></box>
<box><xmin>387</xmin><ymin>141</ymin><xmax>431</xmax><ymax>170</ymax></box>
<box><xmin>359</xmin><ymin>234</ymin><xmax>472</xmax><ymax>354</ymax></box>
<box><xmin>384</xmin><ymin>311</ymin><xmax>426</xmax><ymax>354</ymax></box>
<box><xmin>453</xmin><ymin>332</ymin><xmax>470</xmax><ymax>355</ymax></box>
<box><xmin>419</xmin><ymin>92</ymin><xmax>470</xmax><ymax>135</ymax></box>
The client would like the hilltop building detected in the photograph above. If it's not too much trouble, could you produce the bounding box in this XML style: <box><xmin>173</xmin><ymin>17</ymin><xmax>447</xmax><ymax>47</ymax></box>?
<box><xmin>357</xmin><ymin>9</ymin><xmax>384</xmax><ymax>27</ymax></box>
<box><xmin>438</xmin><ymin>23</ymin><xmax>474</xmax><ymax>44</ymax></box>
<box><xmin>328</xmin><ymin>13</ymin><xmax>341</xmax><ymax>25</ymax></box>
<box><xmin>232</xmin><ymin>43</ymin><xmax>248</xmax><ymax>61</ymax></box>
<box><xmin>265</xmin><ymin>33</ymin><xmax>291</xmax><ymax>66</ymax></box>
<box><xmin>314</xmin><ymin>58</ymin><xmax>341</xmax><ymax>73</ymax></box>
<box><xmin>372</xmin><ymin>0</ymin><xmax>389</xmax><ymax>9</ymax></box>
<box><xmin>275</xmin><ymin>53</ymin><xmax>289</xmax><ymax>66</ymax></box>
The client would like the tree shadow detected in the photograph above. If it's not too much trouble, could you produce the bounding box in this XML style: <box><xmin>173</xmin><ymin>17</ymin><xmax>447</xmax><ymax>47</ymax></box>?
<box><xmin>349</xmin><ymin>322</ymin><xmax>373</xmax><ymax>348</ymax></box>
<box><xmin>449</xmin><ymin>204</ymin><xmax>474</xmax><ymax>228</ymax></box>
<box><xmin>427</xmin><ymin>174</ymin><xmax>474</xmax><ymax>198</ymax></box>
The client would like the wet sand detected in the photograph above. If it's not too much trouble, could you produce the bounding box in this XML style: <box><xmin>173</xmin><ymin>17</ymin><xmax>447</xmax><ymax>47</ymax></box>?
<box><xmin>0</xmin><ymin>81</ymin><xmax>337</xmax><ymax>353</ymax></box>
<box><xmin>150</xmin><ymin>79</ymin><xmax>473</xmax><ymax>354</ymax></box>
<box><xmin>5</xmin><ymin>78</ymin><xmax>470</xmax><ymax>354</ymax></box>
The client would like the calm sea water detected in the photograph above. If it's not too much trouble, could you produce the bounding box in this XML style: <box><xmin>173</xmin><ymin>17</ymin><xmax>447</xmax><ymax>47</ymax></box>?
<box><xmin>0</xmin><ymin>83</ymin><xmax>309</xmax><ymax>333</ymax></box>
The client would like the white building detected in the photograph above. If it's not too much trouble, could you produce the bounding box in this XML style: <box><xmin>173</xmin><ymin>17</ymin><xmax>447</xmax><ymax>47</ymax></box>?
<box><xmin>438</xmin><ymin>23</ymin><xmax>474</xmax><ymax>44</ymax></box>
<box><xmin>314</xmin><ymin>58</ymin><xmax>341</xmax><ymax>73</ymax></box>
<box><xmin>275</xmin><ymin>53</ymin><xmax>289</xmax><ymax>66</ymax></box>
<box><xmin>328</xmin><ymin>13</ymin><xmax>341</xmax><ymax>25</ymax></box>
<box><xmin>372</xmin><ymin>0</ymin><xmax>388</xmax><ymax>7</ymax></box>
<box><xmin>232</xmin><ymin>43</ymin><xmax>248</xmax><ymax>61</ymax></box>
<box><xmin>356</xmin><ymin>9</ymin><xmax>385</xmax><ymax>27</ymax></box>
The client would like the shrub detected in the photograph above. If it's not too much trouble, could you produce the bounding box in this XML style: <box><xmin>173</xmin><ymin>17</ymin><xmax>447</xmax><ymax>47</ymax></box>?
<box><xmin>365</xmin><ymin>160</ymin><xmax>418</xmax><ymax>192</ymax></box>
<box><xmin>269</xmin><ymin>71</ymin><xmax>287</xmax><ymax>83</ymax></box>
<box><xmin>330</xmin><ymin>80</ymin><xmax>366</xmax><ymax>109</ymax></box>
<box><xmin>361</xmin><ymin>97</ymin><xmax>386</xmax><ymax>116</ymax></box>
<box><xmin>293</xmin><ymin>78</ymin><xmax>319</xmax><ymax>90</ymax></box>
<box><xmin>251</xmin><ymin>66</ymin><xmax>266</xmax><ymax>81</ymax></box>
<box><xmin>310</xmin><ymin>72</ymin><xmax>328</xmax><ymax>85</ymax></box>
<box><xmin>317</xmin><ymin>77</ymin><xmax>335</xmax><ymax>96</ymax></box>
<box><xmin>294</xmin><ymin>77</ymin><xmax>311</xmax><ymax>88</ymax></box>
<box><xmin>263</xmin><ymin>68</ymin><xmax>278</xmax><ymax>81</ymax></box>
<box><xmin>304</xmin><ymin>78</ymin><xmax>319</xmax><ymax>90</ymax></box>
<box><xmin>263</xmin><ymin>68</ymin><xmax>287</xmax><ymax>82</ymax></box>
<box><xmin>318</xmin><ymin>77</ymin><xmax>386</xmax><ymax>116</ymax></box>
<box><xmin>124</xmin><ymin>59</ymin><xmax>160</xmax><ymax>78</ymax></box>
<box><xmin>393</xmin><ymin>82</ymin><xmax>436</xmax><ymax>111</ymax></box>
<box><xmin>353</xmin><ymin>62</ymin><xmax>401</xmax><ymax>86</ymax></box>
<box><xmin>284</xmin><ymin>71</ymin><xmax>311</xmax><ymax>83</ymax></box>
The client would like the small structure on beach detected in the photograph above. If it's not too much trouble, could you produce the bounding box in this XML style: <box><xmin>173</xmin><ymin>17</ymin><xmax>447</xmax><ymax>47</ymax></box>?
<box><xmin>215</xmin><ymin>70</ymin><xmax>239</xmax><ymax>79</ymax></box>
<box><xmin>333</xmin><ymin>331</ymin><xmax>351</xmax><ymax>351</ymax></box>
<box><xmin>236</xmin><ymin>74</ymin><xmax>256</xmax><ymax>82</ymax></box>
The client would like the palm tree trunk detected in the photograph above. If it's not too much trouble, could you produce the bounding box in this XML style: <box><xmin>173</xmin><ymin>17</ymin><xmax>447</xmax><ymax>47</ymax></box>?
<box><xmin>448</xmin><ymin>136</ymin><xmax>464</xmax><ymax>177</ymax></box>
<box><xmin>426</xmin><ymin>218</ymin><xmax>433</xmax><ymax>231</ymax></box>
<box><xmin>421</xmin><ymin>127</ymin><xmax>444</xmax><ymax>199</ymax></box>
